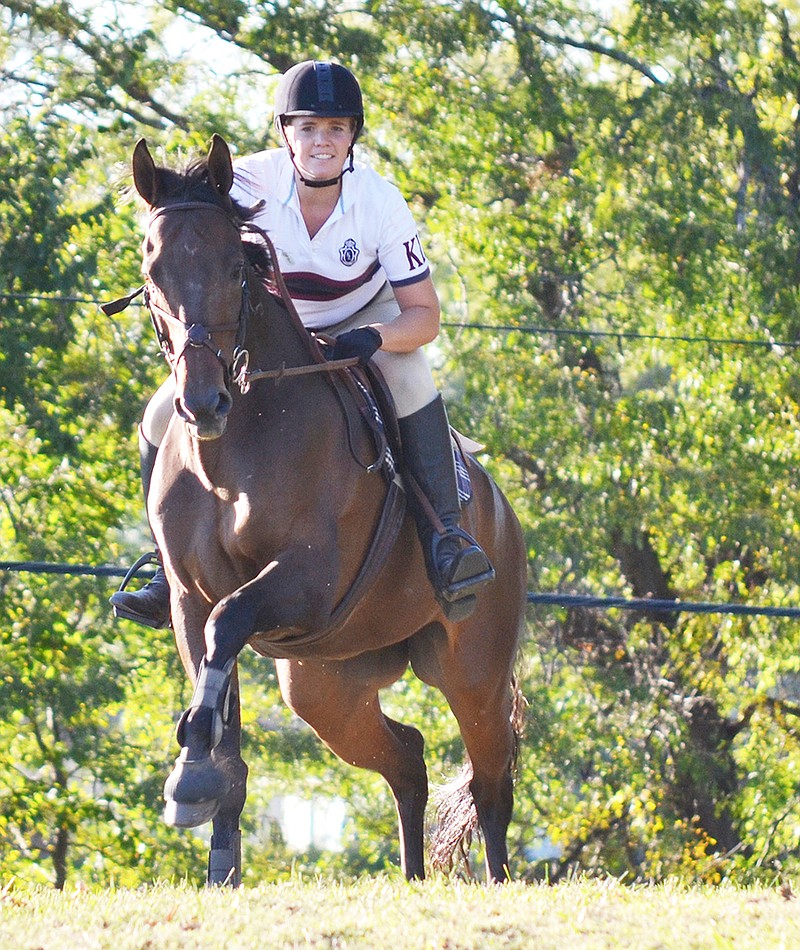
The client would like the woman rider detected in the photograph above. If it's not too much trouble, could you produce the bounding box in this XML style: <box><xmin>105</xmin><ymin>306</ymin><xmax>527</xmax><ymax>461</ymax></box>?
<box><xmin>110</xmin><ymin>60</ymin><xmax>494</xmax><ymax>627</ymax></box>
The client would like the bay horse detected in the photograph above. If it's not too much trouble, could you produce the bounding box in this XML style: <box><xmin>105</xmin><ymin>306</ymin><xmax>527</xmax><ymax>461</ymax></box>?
<box><xmin>125</xmin><ymin>134</ymin><xmax>527</xmax><ymax>885</ymax></box>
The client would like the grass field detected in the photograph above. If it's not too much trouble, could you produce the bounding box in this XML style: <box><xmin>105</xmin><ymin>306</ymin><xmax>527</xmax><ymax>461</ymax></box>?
<box><xmin>1</xmin><ymin>876</ymin><xmax>799</xmax><ymax>949</ymax></box>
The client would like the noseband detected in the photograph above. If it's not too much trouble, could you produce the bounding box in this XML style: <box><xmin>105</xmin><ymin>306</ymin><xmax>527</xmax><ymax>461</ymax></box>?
<box><xmin>144</xmin><ymin>201</ymin><xmax>250</xmax><ymax>392</ymax></box>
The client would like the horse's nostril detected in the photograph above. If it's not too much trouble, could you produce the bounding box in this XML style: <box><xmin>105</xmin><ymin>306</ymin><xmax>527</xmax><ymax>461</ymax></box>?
<box><xmin>218</xmin><ymin>391</ymin><xmax>233</xmax><ymax>416</ymax></box>
<box><xmin>176</xmin><ymin>386</ymin><xmax>233</xmax><ymax>431</ymax></box>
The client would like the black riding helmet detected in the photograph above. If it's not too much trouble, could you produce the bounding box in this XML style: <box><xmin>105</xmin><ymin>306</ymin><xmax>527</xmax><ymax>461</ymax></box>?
<box><xmin>274</xmin><ymin>61</ymin><xmax>364</xmax><ymax>188</ymax></box>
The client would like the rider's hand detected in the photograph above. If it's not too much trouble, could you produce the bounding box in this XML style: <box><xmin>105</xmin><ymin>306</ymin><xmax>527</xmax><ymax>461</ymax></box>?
<box><xmin>329</xmin><ymin>327</ymin><xmax>383</xmax><ymax>365</ymax></box>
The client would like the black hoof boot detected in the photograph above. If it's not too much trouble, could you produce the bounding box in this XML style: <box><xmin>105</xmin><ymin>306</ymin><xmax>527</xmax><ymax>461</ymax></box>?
<box><xmin>163</xmin><ymin>749</ymin><xmax>230</xmax><ymax>828</ymax></box>
<box><xmin>163</xmin><ymin>658</ymin><xmax>235</xmax><ymax>828</ymax></box>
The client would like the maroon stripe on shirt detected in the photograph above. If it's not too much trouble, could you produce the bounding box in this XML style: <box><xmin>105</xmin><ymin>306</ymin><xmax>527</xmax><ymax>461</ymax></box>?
<box><xmin>284</xmin><ymin>260</ymin><xmax>382</xmax><ymax>301</ymax></box>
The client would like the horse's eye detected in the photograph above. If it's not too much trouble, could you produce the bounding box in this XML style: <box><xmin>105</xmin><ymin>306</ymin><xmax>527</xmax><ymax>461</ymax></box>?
<box><xmin>232</xmin><ymin>261</ymin><xmax>245</xmax><ymax>281</ymax></box>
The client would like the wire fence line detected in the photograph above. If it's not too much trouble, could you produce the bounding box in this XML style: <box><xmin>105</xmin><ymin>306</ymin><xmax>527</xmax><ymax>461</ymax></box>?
<box><xmin>441</xmin><ymin>321</ymin><xmax>800</xmax><ymax>350</ymax></box>
<box><xmin>526</xmin><ymin>592</ymin><xmax>800</xmax><ymax>619</ymax></box>
<box><xmin>3</xmin><ymin>291</ymin><xmax>798</xmax><ymax>351</ymax></box>
<box><xmin>3</xmin><ymin>560</ymin><xmax>800</xmax><ymax>618</ymax></box>
<box><xmin>4</xmin><ymin>295</ymin><xmax>799</xmax><ymax>617</ymax></box>
<box><xmin>0</xmin><ymin>561</ymin><xmax>152</xmax><ymax>579</ymax></box>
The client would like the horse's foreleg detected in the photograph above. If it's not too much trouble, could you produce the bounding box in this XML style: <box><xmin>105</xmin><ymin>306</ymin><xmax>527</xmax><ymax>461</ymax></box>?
<box><xmin>208</xmin><ymin>777</ymin><xmax>246</xmax><ymax>887</ymax></box>
<box><xmin>172</xmin><ymin>552</ymin><xmax>331</xmax><ymax>766</ymax></box>
<box><xmin>204</xmin><ymin>682</ymin><xmax>247</xmax><ymax>886</ymax></box>
<box><xmin>165</xmin><ymin>552</ymin><xmax>329</xmax><ymax>835</ymax></box>
<box><xmin>276</xmin><ymin>656</ymin><xmax>429</xmax><ymax>881</ymax></box>
<box><xmin>204</xmin><ymin>549</ymin><xmax>335</xmax><ymax>670</ymax></box>
<box><xmin>163</xmin><ymin>657</ymin><xmax>247</xmax><ymax>842</ymax></box>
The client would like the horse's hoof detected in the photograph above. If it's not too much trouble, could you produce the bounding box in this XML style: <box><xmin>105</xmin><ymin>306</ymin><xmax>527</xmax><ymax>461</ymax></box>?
<box><xmin>162</xmin><ymin>749</ymin><xmax>231</xmax><ymax>828</ymax></box>
<box><xmin>164</xmin><ymin>797</ymin><xmax>220</xmax><ymax>828</ymax></box>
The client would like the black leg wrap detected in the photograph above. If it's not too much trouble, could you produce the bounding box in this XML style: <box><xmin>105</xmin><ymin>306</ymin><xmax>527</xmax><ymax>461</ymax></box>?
<box><xmin>175</xmin><ymin>657</ymin><xmax>235</xmax><ymax>751</ymax></box>
<box><xmin>208</xmin><ymin>831</ymin><xmax>241</xmax><ymax>887</ymax></box>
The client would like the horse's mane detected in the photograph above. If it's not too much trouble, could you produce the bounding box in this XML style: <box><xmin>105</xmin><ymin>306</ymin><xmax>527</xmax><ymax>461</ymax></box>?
<box><xmin>150</xmin><ymin>157</ymin><xmax>274</xmax><ymax>276</ymax></box>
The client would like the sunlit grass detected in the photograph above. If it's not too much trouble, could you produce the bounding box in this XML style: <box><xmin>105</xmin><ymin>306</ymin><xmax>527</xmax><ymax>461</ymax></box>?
<box><xmin>1</xmin><ymin>875</ymin><xmax>798</xmax><ymax>948</ymax></box>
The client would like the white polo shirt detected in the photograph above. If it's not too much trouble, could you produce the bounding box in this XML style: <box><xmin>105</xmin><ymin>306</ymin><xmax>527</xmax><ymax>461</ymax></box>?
<box><xmin>231</xmin><ymin>148</ymin><xmax>431</xmax><ymax>329</ymax></box>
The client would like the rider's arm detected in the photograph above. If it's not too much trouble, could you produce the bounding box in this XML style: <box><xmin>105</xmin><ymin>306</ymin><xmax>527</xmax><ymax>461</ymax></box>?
<box><xmin>369</xmin><ymin>276</ymin><xmax>441</xmax><ymax>353</ymax></box>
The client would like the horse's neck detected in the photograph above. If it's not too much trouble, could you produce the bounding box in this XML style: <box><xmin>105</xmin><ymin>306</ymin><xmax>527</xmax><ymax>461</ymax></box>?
<box><xmin>249</xmin><ymin>282</ymin><xmax>320</xmax><ymax>369</ymax></box>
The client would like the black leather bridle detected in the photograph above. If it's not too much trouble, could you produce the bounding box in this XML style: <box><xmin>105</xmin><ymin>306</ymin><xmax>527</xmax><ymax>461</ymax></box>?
<box><xmin>101</xmin><ymin>200</ymin><xmax>361</xmax><ymax>396</ymax></box>
<box><xmin>141</xmin><ymin>201</ymin><xmax>250</xmax><ymax>393</ymax></box>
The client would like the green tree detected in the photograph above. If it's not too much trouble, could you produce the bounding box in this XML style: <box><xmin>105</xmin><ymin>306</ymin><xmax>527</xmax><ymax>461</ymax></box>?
<box><xmin>0</xmin><ymin>108</ymin><xmax>203</xmax><ymax>886</ymax></box>
<box><xmin>4</xmin><ymin>0</ymin><xmax>800</xmax><ymax>886</ymax></box>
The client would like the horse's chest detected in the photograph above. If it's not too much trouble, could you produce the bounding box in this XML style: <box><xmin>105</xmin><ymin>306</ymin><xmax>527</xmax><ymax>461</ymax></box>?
<box><xmin>230</xmin><ymin>491</ymin><xmax>259</xmax><ymax>537</ymax></box>
<box><xmin>222</xmin><ymin>487</ymin><xmax>293</xmax><ymax>554</ymax></box>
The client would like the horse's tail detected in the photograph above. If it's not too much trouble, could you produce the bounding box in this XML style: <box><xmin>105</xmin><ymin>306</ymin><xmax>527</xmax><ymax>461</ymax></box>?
<box><xmin>429</xmin><ymin>676</ymin><xmax>526</xmax><ymax>876</ymax></box>
<box><xmin>429</xmin><ymin>762</ymin><xmax>478</xmax><ymax>876</ymax></box>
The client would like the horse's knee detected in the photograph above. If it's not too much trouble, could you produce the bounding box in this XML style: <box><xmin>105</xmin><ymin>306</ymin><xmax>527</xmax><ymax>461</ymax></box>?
<box><xmin>205</xmin><ymin>566</ymin><xmax>337</xmax><ymax>666</ymax></box>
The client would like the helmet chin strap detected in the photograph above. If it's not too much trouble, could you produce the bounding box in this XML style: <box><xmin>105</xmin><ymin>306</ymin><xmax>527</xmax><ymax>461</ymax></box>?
<box><xmin>287</xmin><ymin>146</ymin><xmax>355</xmax><ymax>189</ymax></box>
<box><xmin>279</xmin><ymin>118</ymin><xmax>358</xmax><ymax>189</ymax></box>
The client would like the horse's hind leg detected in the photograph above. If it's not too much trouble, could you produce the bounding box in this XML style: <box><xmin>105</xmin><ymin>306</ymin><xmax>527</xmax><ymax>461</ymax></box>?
<box><xmin>276</xmin><ymin>653</ymin><xmax>429</xmax><ymax>880</ymax></box>
<box><xmin>412</xmin><ymin>627</ymin><xmax>520</xmax><ymax>882</ymax></box>
<box><xmin>454</xmin><ymin>688</ymin><xmax>517</xmax><ymax>882</ymax></box>
<box><xmin>384</xmin><ymin>716</ymin><xmax>428</xmax><ymax>878</ymax></box>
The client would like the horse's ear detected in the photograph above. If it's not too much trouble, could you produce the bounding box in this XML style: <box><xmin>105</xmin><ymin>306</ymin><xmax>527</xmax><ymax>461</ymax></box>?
<box><xmin>132</xmin><ymin>138</ymin><xmax>159</xmax><ymax>206</ymax></box>
<box><xmin>207</xmin><ymin>134</ymin><xmax>234</xmax><ymax>198</ymax></box>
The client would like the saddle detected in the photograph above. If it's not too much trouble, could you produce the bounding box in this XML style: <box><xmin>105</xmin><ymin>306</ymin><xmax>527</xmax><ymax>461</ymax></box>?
<box><xmin>246</xmin><ymin>328</ymin><xmax>476</xmax><ymax>653</ymax></box>
<box><xmin>316</xmin><ymin>340</ymin><xmax>472</xmax><ymax>502</ymax></box>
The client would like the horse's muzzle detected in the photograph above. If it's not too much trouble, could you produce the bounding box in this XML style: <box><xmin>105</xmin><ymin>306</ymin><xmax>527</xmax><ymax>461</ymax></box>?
<box><xmin>175</xmin><ymin>387</ymin><xmax>233</xmax><ymax>440</ymax></box>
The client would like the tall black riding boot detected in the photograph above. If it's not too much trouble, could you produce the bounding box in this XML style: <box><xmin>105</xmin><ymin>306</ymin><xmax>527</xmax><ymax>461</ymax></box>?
<box><xmin>398</xmin><ymin>395</ymin><xmax>495</xmax><ymax>622</ymax></box>
<box><xmin>110</xmin><ymin>428</ymin><xmax>172</xmax><ymax>629</ymax></box>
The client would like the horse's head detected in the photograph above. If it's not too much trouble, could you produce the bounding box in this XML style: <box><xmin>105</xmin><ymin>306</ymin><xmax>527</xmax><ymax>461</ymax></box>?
<box><xmin>133</xmin><ymin>135</ymin><xmax>247</xmax><ymax>440</ymax></box>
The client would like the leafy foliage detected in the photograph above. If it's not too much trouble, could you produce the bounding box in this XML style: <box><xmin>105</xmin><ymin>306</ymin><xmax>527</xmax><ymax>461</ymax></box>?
<box><xmin>3</xmin><ymin>0</ymin><xmax>800</xmax><ymax>888</ymax></box>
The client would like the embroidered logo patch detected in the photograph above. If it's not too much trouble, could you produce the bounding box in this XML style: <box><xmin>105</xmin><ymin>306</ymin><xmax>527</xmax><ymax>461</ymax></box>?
<box><xmin>339</xmin><ymin>238</ymin><xmax>360</xmax><ymax>266</ymax></box>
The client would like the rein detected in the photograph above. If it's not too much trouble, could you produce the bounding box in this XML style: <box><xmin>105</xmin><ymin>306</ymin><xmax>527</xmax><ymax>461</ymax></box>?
<box><xmin>240</xmin><ymin>355</ymin><xmax>359</xmax><ymax>385</ymax></box>
<box><xmin>102</xmin><ymin>202</ymin><xmax>360</xmax><ymax>393</ymax></box>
